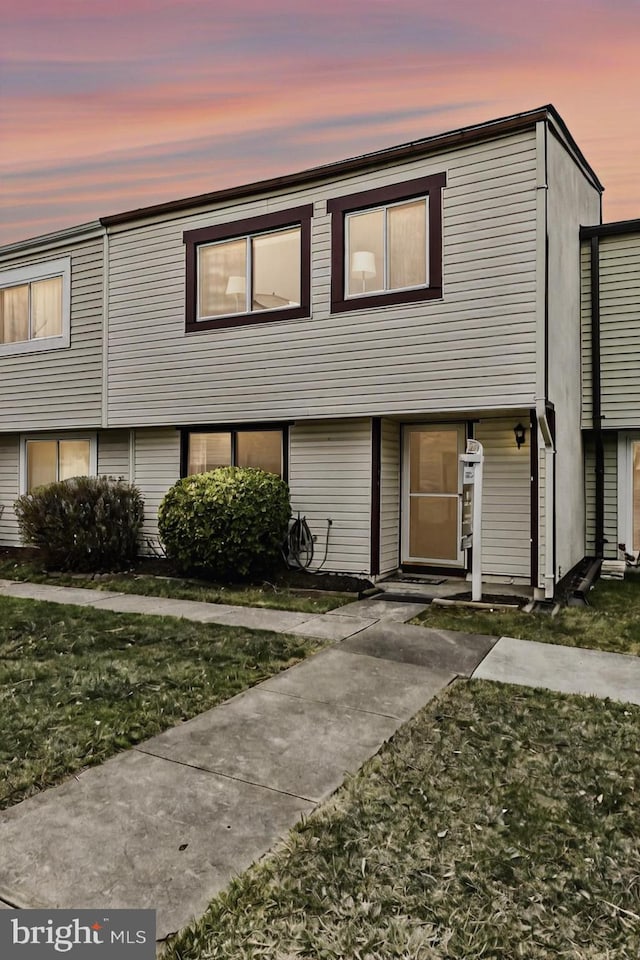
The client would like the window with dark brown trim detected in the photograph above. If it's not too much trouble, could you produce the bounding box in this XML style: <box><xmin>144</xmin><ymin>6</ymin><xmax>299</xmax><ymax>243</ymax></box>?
<box><xmin>184</xmin><ymin>206</ymin><xmax>312</xmax><ymax>332</ymax></box>
<box><xmin>180</xmin><ymin>425</ymin><xmax>289</xmax><ymax>480</ymax></box>
<box><xmin>327</xmin><ymin>173</ymin><xmax>445</xmax><ymax>314</ymax></box>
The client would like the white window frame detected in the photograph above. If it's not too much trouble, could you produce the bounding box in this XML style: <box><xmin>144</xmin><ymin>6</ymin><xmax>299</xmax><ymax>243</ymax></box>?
<box><xmin>196</xmin><ymin>225</ymin><xmax>302</xmax><ymax>322</ymax></box>
<box><xmin>19</xmin><ymin>432</ymin><xmax>97</xmax><ymax>495</ymax></box>
<box><xmin>344</xmin><ymin>196</ymin><xmax>430</xmax><ymax>300</ymax></box>
<box><xmin>0</xmin><ymin>257</ymin><xmax>71</xmax><ymax>357</ymax></box>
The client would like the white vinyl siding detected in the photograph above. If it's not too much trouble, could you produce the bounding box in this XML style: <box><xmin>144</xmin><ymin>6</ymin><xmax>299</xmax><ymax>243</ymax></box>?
<box><xmin>581</xmin><ymin>230</ymin><xmax>640</xmax><ymax>563</ymax></box>
<box><xmin>97</xmin><ymin>430</ymin><xmax>130</xmax><ymax>480</ymax></box>
<box><xmin>288</xmin><ymin>419</ymin><xmax>371</xmax><ymax>575</ymax></box>
<box><xmin>379</xmin><ymin>419</ymin><xmax>400</xmax><ymax>575</ymax></box>
<box><xmin>475</xmin><ymin>418</ymin><xmax>531</xmax><ymax>580</ymax></box>
<box><xmin>132</xmin><ymin>428</ymin><xmax>181</xmax><ymax>554</ymax></box>
<box><xmin>0</xmin><ymin>237</ymin><xmax>103</xmax><ymax>430</ymax></box>
<box><xmin>0</xmin><ymin>435</ymin><xmax>20</xmax><ymax>546</ymax></box>
<box><xmin>584</xmin><ymin>433</ymin><xmax>618</xmax><ymax>558</ymax></box>
<box><xmin>596</xmin><ymin>233</ymin><xmax>640</xmax><ymax>429</ymax></box>
<box><xmin>546</xmin><ymin>131</ymin><xmax>598</xmax><ymax>583</ymax></box>
<box><xmin>105</xmin><ymin>130</ymin><xmax>539</xmax><ymax>426</ymax></box>
<box><xmin>580</xmin><ymin>241</ymin><xmax>593</xmax><ymax>427</ymax></box>
<box><xmin>582</xmin><ymin>232</ymin><xmax>640</xmax><ymax>430</ymax></box>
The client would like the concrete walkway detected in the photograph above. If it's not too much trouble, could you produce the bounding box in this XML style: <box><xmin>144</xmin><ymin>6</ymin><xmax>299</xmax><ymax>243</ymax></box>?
<box><xmin>472</xmin><ymin>634</ymin><xmax>640</xmax><ymax>705</ymax></box>
<box><xmin>0</xmin><ymin>578</ymin><xmax>496</xmax><ymax>943</ymax></box>
<box><xmin>0</xmin><ymin>577</ymin><xmax>378</xmax><ymax>642</ymax></box>
<box><xmin>1</xmin><ymin>577</ymin><xmax>639</xmax><ymax>945</ymax></box>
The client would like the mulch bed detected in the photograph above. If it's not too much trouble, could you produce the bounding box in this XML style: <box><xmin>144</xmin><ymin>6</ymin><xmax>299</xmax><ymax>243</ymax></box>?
<box><xmin>0</xmin><ymin>547</ymin><xmax>375</xmax><ymax>596</ymax></box>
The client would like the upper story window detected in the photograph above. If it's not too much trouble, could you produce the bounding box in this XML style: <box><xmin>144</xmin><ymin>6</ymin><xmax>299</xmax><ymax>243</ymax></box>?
<box><xmin>184</xmin><ymin>206</ymin><xmax>312</xmax><ymax>332</ymax></box>
<box><xmin>327</xmin><ymin>173</ymin><xmax>446</xmax><ymax>314</ymax></box>
<box><xmin>346</xmin><ymin>198</ymin><xmax>428</xmax><ymax>296</ymax></box>
<box><xmin>0</xmin><ymin>258</ymin><xmax>71</xmax><ymax>356</ymax></box>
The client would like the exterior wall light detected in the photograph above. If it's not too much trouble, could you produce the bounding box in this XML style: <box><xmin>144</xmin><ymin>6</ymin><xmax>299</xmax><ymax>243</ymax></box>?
<box><xmin>514</xmin><ymin>422</ymin><xmax>526</xmax><ymax>449</ymax></box>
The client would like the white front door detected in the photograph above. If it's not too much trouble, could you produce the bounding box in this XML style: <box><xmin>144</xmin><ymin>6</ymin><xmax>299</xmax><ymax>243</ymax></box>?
<box><xmin>402</xmin><ymin>424</ymin><xmax>465</xmax><ymax>566</ymax></box>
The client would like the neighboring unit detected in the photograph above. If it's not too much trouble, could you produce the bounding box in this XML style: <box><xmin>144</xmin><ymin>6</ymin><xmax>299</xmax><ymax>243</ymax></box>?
<box><xmin>0</xmin><ymin>222</ymin><xmax>107</xmax><ymax>546</ymax></box>
<box><xmin>0</xmin><ymin>105</ymin><xmax>613</xmax><ymax>598</ymax></box>
<box><xmin>581</xmin><ymin>218</ymin><xmax>640</xmax><ymax>560</ymax></box>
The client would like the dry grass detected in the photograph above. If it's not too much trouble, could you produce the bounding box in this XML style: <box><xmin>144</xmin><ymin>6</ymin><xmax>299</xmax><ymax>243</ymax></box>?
<box><xmin>165</xmin><ymin>680</ymin><xmax>640</xmax><ymax>960</ymax></box>
<box><xmin>0</xmin><ymin>596</ymin><xmax>322</xmax><ymax>809</ymax></box>
<box><xmin>411</xmin><ymin>572</ymin><xmax>640</xmax><ymax>656</ymax></box>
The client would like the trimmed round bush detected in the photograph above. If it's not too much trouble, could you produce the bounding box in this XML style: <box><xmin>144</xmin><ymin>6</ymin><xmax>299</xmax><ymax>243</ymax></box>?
<box><xmin>158</xmin><ymin>467</ymin><xmax>291</xmax><ymax>580</ymax></box>
<box><xmin>14</xmin><ymin>475</ymin><xmax>144</xmax><ymax>572</ymax></box>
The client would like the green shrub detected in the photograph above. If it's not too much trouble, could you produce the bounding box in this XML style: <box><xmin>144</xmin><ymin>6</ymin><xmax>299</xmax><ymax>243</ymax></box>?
<box><xmin>14</xmin><ymin>476</ymin><xmax>144</xmax><ymax>572</ymax></box>
<box><xmin>158</xmin><ymin>467</ymin><xmax>291</xmax><ymax>580</ymax></box>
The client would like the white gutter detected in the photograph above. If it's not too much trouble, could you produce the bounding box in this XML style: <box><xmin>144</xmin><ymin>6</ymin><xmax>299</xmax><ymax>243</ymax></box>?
<box><xmin>0</xmin><ymin>221</ymin><xmax>103</xmax><ymax>261</ymax></box>
<box><xmin>535</xmin><ymin>120</ymin><xmax>555</xmax><ymax>600</ymax></box>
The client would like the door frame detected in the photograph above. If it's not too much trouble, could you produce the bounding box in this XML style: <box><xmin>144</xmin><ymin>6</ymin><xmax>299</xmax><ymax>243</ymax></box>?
<box><xmin>401</xmin><ymin>423</ymin><xmax>466</xmax><ymax>567</ymax></box>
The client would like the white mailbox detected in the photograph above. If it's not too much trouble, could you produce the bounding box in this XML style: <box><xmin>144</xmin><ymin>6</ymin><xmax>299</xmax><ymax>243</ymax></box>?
<box><xmin>460</xmin><ymin>439</ymin><xmax>484</xmax><ymax>601</ymax></box>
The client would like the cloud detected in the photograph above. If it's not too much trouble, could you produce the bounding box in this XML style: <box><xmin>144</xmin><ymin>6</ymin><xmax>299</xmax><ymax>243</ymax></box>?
<box><xmin>1</xmin><ymin>0</ymin><xmax>639</xmax><ymax>244</ymax></box>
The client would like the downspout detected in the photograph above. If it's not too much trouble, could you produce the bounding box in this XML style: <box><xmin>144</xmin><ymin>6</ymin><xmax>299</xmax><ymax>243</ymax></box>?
<box><xmin>590</xmin><ymin>235</ymin><xmax>604</xmax><ymax>557</ymax></box>
<box><xmin>536</xmin><ymin>400</ymin><xmax>555</xmax><ymax>598</ymax></box>
<box><xmin>370</xmin><ymin>417</ymin><xmax>381</xmax><ymax>577</ymax></box>
<box><xmin>535</xmin><ymin>119</ymin><xmax>555</xmax><ymax>600</ymax></box>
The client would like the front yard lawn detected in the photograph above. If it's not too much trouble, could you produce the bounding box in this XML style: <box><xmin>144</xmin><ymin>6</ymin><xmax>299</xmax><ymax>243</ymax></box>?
<box><xmin>410</xmin><ymin>573</ymin><xmax>640</xmax><ymax>656</ymax></box>
<box><xmin>166</xmin><ymin>680</ymin><xmax>640</xmax><ymax>960</ymax></box>
<box><xmin>0</xmin><ymin>596</ymin><xmax>322</xmax><ymax>810</ymax></box>
<box><xmin>0</xmin><ymin>554</ymin><xmax>356</xmax><ymax>614</ymax></box>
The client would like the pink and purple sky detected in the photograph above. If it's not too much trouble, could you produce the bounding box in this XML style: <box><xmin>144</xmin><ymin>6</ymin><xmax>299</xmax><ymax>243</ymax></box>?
<box><xmin>1</xmin><ymin>0</ymin><xmax>639</xmax><ymax>246</ymax></box>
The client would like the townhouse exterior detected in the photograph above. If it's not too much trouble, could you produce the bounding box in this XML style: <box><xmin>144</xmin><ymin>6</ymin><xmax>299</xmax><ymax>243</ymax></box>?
<box><xmin>0</xmin><ymin>104</ymin><xmax>620</xmax><ymax>599</ymax></box>
<box><xmin>581</xmin><ymin>218</ymin><xmax>640</xmax><ymax>560</ymax></box>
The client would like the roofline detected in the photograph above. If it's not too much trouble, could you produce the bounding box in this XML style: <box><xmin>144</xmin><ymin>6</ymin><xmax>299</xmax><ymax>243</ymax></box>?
<box><xmin>101</xmin><ymin>104</ymin><xmax>603</xmax><ymax>229</ymax></box>
<box><xmin>0</xmin><ymin>220</ymin><xmax>103</xmax><ymax>259</ymax></box>
<box><xmin>545</xmin><ymin>114</ymin><xmax>603</xmax><ymax>195</ymax></box>
<box><xmin>580</xmin><ymin>217</ymin><xmax>640</xmax><ymax>240</ymax></box>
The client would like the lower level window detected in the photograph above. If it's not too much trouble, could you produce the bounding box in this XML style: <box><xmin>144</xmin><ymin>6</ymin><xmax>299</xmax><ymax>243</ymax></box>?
<box><xmin>185</xmin><ymin>429</ymin><xmax>284</xmax><ymax>478</ymax></box>
<box><xmin>24</xmin><ymin>437</ymin><xmax>94</xmax><ymax>492</ymax></box>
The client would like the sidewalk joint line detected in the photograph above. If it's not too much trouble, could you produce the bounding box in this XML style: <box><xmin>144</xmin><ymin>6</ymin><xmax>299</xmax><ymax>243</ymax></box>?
<box><xmin>0</xmin><ymin>895</ymin><xmax>22</xmax><ymax>909</ymax></box>
<box><xmin>257</xmin><ymin>685</ymin><xmax>402</xmax><ymax>720</ymax></box>
<box><xmin>79</xmin><ymin>592</ymin><xmax>126</xmax><ymax>603</ymax></box>
<box><xmin>132</xmin><ymin>747</ymin><xmax>318</xmax><ymax>804</ymax></box>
